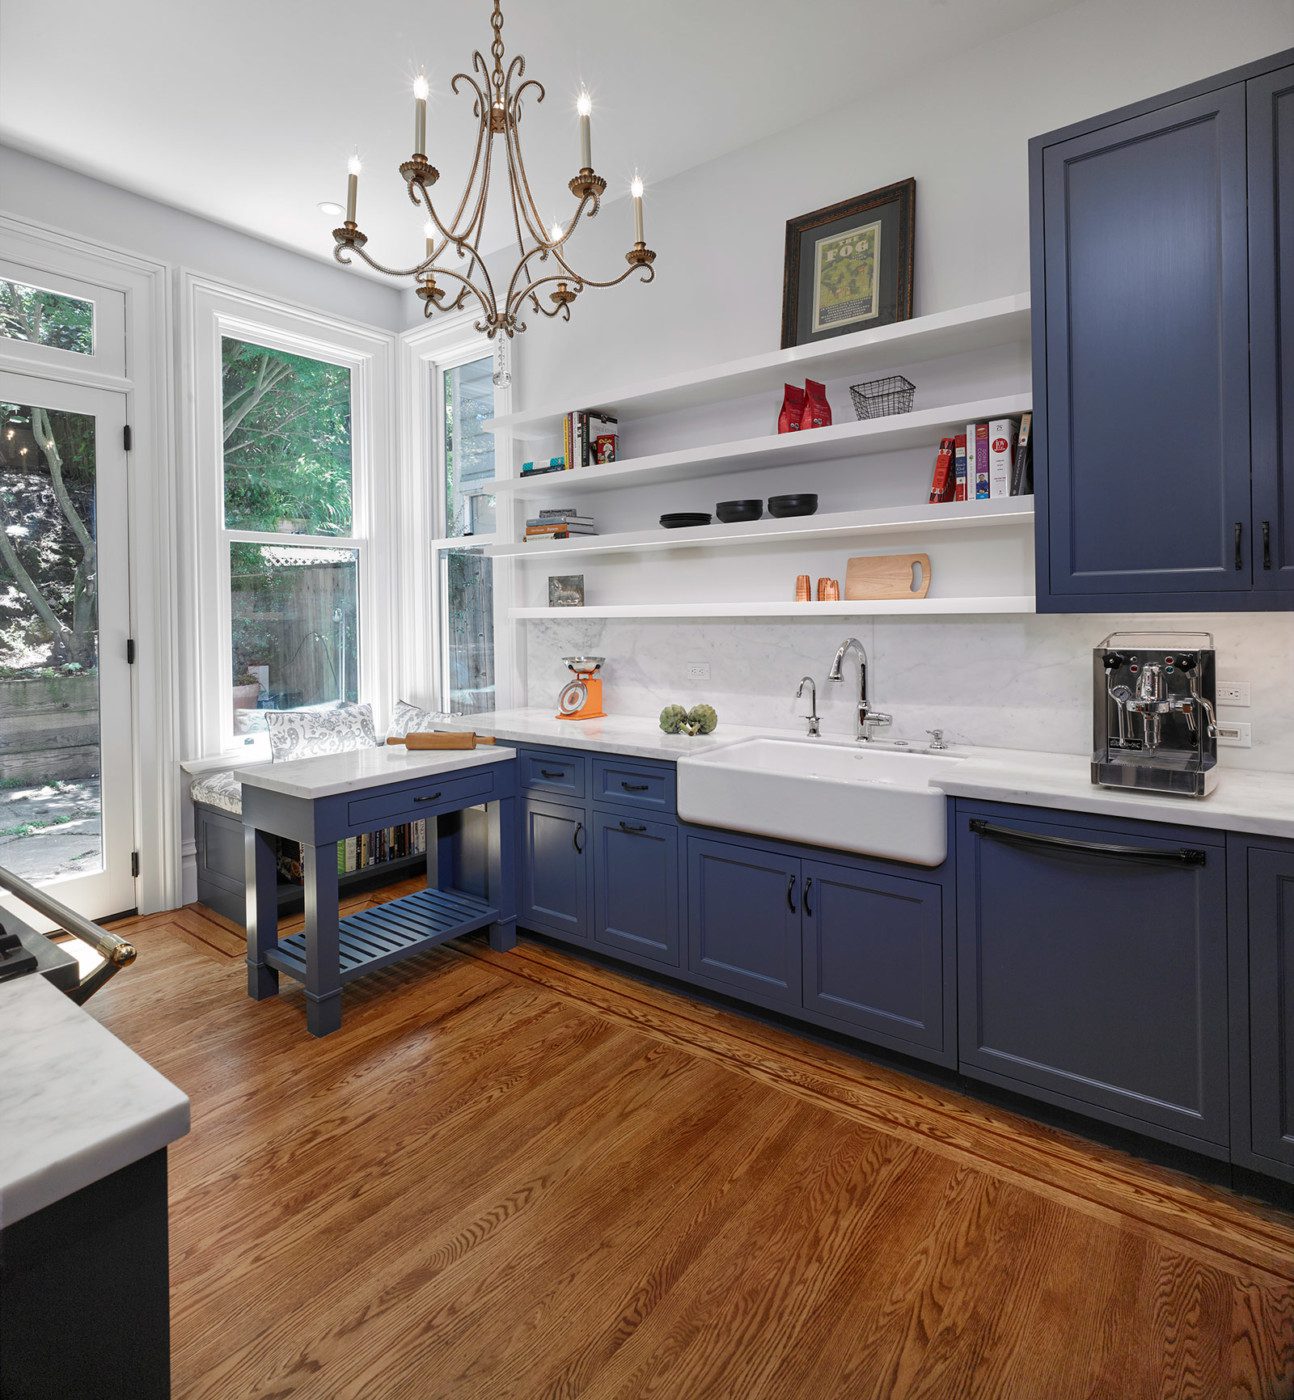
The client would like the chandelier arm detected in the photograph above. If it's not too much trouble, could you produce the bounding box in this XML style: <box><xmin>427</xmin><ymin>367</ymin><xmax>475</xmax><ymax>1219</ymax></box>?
<box><xmin>505</xmin><ymin>264</ymin><xmax>653</xmax><ymax>325</ymax></box>
<box><xmin>412</xmin><ymin>182</ymin><xmax>500</xmax><ymax>315</ymax></box>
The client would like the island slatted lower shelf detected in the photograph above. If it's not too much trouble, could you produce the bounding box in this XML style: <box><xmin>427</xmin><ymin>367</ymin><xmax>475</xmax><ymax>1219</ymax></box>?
<box><xmin>264</xmin><ymin>887</ymin><xmax>497</xmax><ymax>986</ymax></box>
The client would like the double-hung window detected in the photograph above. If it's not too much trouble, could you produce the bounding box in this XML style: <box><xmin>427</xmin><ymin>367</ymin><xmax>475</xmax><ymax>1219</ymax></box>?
<box><xmin>185</xmin><ymin>277</ymin><xmax>394</xmax><ymax>754</ymax></box>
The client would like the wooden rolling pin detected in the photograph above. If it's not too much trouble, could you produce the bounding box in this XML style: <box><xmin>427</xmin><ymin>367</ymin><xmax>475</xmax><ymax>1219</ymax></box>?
<box><xmin>386</xmin><ymin>731</ymin><xmax>496</xmax><ymax>750</ymax></box>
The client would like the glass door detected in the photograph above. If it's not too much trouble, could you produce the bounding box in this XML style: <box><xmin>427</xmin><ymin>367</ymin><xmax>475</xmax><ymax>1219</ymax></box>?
<box><xmin>0</xmin><ymin>372</ymin><xmax>134</xmax><ymax>918</ymax></box>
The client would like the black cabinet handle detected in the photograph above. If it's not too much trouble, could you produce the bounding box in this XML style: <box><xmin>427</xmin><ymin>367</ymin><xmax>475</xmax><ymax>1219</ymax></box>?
<box><xmin>969</xmin><ymin>818</ymin><xmax>1205</xmax><ymax>866</ymax></box>
<box><xmin>573</xmin><ymin>822</ymin><xmax>584</xmax><ymax>854</ymax></box>
<box><xmin>786</xmin><ymin>874</ymin><xmax>798</xmax><ymax>912</ymax></box>
<box><xmin>413</xmin><ymin>791</ymin><xmax>443</xmax><ymax>804</ymax></box>
<box><xmin>1235</xmin><ymin>521</ymin><xmax>1244</xmax><ymax>571</ymax></box>
<box><xmin>540</xmin><ymin>768</ymin><xmax>566</xmax><ymax>779</ymax></box>
<box><xmin>803</xmin><ymin>877</ymin><xmax>814</xmax><ymax>916</ymax></box>
<box><xmin>620</xmin><ymin>781</ymin><xmax>650</xmax><ymax>792</ymax></box>
<box><xmin>618</xmin><ymin>820</ymin><xmax>647</xmax><ymax>834</ymax></box>
<box><xmin>1263</xmin><ymin>520</ymin><xmax>1273</xmax><ymax>570</ymax></box>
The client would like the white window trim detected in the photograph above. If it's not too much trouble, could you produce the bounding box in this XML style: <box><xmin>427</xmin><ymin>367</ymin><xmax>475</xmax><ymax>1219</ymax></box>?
<box><xmin>180</xmin><ymin>273</ymin><xmax>396</xmax><ymax>758</ymax></box>
<box><xmin>0</xmin><ymin>213</ymin><xmax>176</xmax><ymax>914</ymax></box>
<box><xmin>396</xmin><ymin>313</ymin><xmax>517</xmax><ymax>714</ymax></box>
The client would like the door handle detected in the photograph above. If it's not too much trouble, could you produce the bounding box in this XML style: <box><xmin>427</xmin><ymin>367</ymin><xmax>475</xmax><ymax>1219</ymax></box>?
<box><xmin>786</xmin><ymin>874</ymin><xmax>798</xmax><ymax>912</ymax></box>
<box><xmin>1263</xmin><ymin>520</ymin><xmax>1273</xmax><ymax>570</ymax></box>
<box><xmin>803</xmin><ymin>877</ymin><xmax>814</xmax><ymax>916</ymax></box>
<box><xmin>620</xmin><ymin>781</ymin><xmax>650</xmax><ymax>792</ymax></box>
<box><xmin>969</xmin><ymin>818</ymin><xmax>1205</xmax><ymax>866</ymax></box>
<box><xmin>618</xmin><ymin>820</ymin><xmax>647</xmax><ymax>834</ymax></box>
<box><xmin>573</xmin><ymin>822</ymin><xmax>584</xmax><ymax>854</ymax></box>
<box><xmin>413</xmin><ymin>791</ymin><xmax>443</xmax><ymax>803</ymax></box>
<box><xmin>1235</xmin><ymin>521</ymin><xmax>1244</xmax><ymax>571</ymax></box>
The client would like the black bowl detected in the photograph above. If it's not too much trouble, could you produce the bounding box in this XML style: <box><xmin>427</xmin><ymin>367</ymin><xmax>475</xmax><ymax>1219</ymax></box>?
<box><xmin>660</xmin><ymin>512</ymin><xmax>713</xmax><ymax>529</ymax></box>
<box><xmin>767</xmin><ymin>493</ymin><xmax>819</xmax><ymax>518</ymax></box>
<box><xmin>716</xmin><ymin>499</ymin><xmax>763</xmax><ymax>523</ymax></box>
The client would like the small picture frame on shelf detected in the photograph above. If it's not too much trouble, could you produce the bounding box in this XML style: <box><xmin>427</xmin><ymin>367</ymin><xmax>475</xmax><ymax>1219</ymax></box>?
<box><xmin>548</xmin><ymin>574</ymin><xmax>585</xmax><ymax>608</ymax></box>
<box><xmin>781</xmin><ymin>179</ymin><xmax>915</xmax><ymax>348</ymax></box>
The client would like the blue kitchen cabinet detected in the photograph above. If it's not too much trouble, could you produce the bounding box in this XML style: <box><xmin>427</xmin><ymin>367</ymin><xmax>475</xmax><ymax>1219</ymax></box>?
<box><xmin>519</xmin><ymin>798</ymin><xmax>590</xmax><ymax>943</ymax></box>
<box><xmin>687</xmin><ymin>836</ymin><xmax>802</xmax><ymax>1006</ymax></box>
<box><xmin>591</xmin><ymin>810</ymin><xmax>680</xmax><ymax>967</ymax></box>
<box><xmin>1228</xmin><ymin>837</ymin><xmax>1294</xmax><ymax>1182</ymax></box>
<box><xmin>1031</xmin><ymin>80</ymin><xmax>1253</xmax><ymax>610</ymax></box>
<box><xmin>802</xmin><ymin>858</ymin><xmax>948</xmax><ymax>1058</ymax></box>
<box><xmin>1249</xmin><ymin>64</ymin><xmax>1294</xmax><ymax>593</ymax></box>
<box><xmin>956</xmin><ymin>801</ymin><xmax>1230</xmax><ymax>1155</ymax></box>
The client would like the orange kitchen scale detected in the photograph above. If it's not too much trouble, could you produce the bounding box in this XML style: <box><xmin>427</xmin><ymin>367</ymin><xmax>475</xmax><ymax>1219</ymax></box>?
<box><xmin>556</xmin><ymin>656</ymin><xmax>606</xmax><ymax>720</ymax></box>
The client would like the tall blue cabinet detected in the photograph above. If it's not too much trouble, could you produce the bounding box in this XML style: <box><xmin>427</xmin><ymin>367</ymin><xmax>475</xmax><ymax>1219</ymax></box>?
<box><xmin>1030</xmin><ymin>49</ymin><xmax>1294</xmax><ymax>612</ymax></box>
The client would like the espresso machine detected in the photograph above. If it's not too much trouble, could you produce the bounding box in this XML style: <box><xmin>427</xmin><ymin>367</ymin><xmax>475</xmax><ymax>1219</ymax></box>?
<box><xmin>1092</xmin><ymin>632</ymin><xmax>1219</xmax><ymax>797</ymax></box>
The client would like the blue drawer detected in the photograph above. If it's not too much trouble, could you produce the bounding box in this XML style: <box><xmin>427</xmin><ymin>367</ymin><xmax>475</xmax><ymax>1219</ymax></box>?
<box><xmin>519</xmin><ymin>748</ymin><xmax>587</xmax><ymax>800</ymax></box>
<box><xmin>593</xmin><ymin>758</ymin><xmax>676</xmax><ymax>815</ymax></box>
<box><xmin>346</xmin><ymin>767</ymin><xmax>497</xmax><ymax>830</ymax></box>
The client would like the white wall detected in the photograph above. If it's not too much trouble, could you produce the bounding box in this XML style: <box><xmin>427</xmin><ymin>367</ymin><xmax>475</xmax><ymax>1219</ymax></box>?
<box><xmin>1</xmin><ymin>145</ymin><xmax>403</xmax><ymax>329</ymax></box>
<box><xmin>487</xmin><ymin>0</ymin><xmax>1294</xmax><ymax>772</ymax></box>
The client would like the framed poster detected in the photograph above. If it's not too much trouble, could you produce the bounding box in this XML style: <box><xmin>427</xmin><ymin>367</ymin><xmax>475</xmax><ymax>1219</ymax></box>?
<box><xmin>780</xmin><ymin>179</ymin><xmax>915</xmax><ymax>348</ymax></box>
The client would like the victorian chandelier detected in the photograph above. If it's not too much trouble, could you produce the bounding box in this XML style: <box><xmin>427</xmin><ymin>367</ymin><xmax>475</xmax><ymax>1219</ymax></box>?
<box><xmin>330</xmin><ymin>0</ymin><xmax>656</xmax><ymax>341</ymax></box>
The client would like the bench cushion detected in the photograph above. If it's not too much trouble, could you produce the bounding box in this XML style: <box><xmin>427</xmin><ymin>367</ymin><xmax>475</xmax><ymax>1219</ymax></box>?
<box><xmin>190</xmin><ymin>769</ymin><xmax>242</xmax><ymax>815</ymax></box>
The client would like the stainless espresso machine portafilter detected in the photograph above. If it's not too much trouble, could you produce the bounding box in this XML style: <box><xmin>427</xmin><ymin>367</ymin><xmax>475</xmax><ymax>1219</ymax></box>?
<box><xmin>1092</xmin><ymin>632</ymin><xmax>1219</xmax><ymax>798</ymax></box>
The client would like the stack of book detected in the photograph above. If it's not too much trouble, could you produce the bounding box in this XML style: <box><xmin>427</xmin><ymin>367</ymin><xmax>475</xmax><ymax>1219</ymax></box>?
<box><xmin>564</xmin><ymin>410</ymin><xmax>619</xmax><ymax>468</ymax></box>
<box><xmin>928</xmin><ymin>412</ymin><xmax>1033</xmax><ymax>503</ymax></box>
<box><xmin>336</xmin><ymin>819</ymin><xmax>428</xmax><ymax>875</ymax></box>
<box><xmin>525</xmin><ymin>507</ymin><xmax>598</xmax><ymax>542</ymax></box>
<box><xmin>521</xmin><ymin>456</ymin><xmax>567</xmax><ymax>477</ymax></box>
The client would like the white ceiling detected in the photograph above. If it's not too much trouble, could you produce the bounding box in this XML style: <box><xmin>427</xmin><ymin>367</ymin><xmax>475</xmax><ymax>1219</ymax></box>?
<box><xmin>0</xmin><ymin>0</ymin><xmax>1075</xmax><ymax>274</ymax></box>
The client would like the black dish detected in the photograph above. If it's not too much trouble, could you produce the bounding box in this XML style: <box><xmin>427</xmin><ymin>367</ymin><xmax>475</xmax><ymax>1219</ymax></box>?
<box><xmin>767</xmin><ymin>493</ymin><xmax>819</xmax><ymax>518</ymax></box>
<box><xmin>715</xmin><ymin>499</ymin><xmax>763</xmax><ymax>523</ymax></box>
<box><xmin>660</xmin><ymin>512</ymin><xmax>713</xmax><ymax>529</ymax></box>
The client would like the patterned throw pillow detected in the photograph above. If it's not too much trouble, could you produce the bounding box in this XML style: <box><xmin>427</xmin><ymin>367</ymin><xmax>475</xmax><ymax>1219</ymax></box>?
<box><xmin>387</xmin><ymin>698</ymin><xmax>451</xmax><ymax>739</ymax></box>
<box><xmin>264</xmin><ymin>703</ymin><xmax>378</xmax><ymax>762</ymax></box>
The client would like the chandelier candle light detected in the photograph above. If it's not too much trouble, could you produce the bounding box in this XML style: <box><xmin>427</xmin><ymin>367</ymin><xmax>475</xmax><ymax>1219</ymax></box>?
<box><xmin>331</xmin><ymin>0</ymin><xmax>656</xmax><ymax>339</ymax></box>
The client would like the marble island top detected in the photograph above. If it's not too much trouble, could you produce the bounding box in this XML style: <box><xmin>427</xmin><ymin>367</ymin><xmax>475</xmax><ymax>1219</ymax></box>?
<box><xmin>234</xmin><ymin>743</ymin><xmax>514</xmax><ymax>800</ymax></box>
<box><xmin>0</xmin><ymin>975</ymin><xmax>190</xmax><ymax>1228</ymax></box>
<box><xmin>438</xmin><ymin>709</ymin><xmax>1294</xmax><ymax>840</ymax></box>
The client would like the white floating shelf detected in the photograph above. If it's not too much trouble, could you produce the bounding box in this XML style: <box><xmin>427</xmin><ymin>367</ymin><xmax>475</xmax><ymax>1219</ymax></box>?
<box><xmin>512</xmin><ymin>596</ymin><xmax>1036</xmax><ymax>619</ymax></box>
<box><xmin>486</xmin><ymin>496</ymin><xmax>1033</xmax><ymax>561</ymax></box>
<box><xmin>486</xmin><ymin>294</ymin><xmax>1030</xmax><ymax>441</ymax></box>
<box><xmin>483</xmin><ymin>394</ymin><xmax>1031</xmax><ymax>496</ymax></box>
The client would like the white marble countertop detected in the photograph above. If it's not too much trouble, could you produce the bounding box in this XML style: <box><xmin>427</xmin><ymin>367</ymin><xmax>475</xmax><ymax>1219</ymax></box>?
<box><xmin>0</xmin><ymin>976</ymin><xmax>190</xmax><ymax>1228</ymax></box>
<box><xmin>234</xmin><ymin>743</ymin><xmax>514</xmax><ymax>800</ymax></box>
<box><xmin>435</xmin><ymin>709</ymin><xmax>770</xmax><ymax>761</ymax></box>
<box><xmin>932</xmin><ymin>747</ymin><xmax>1294</xmax><ymax>839</ymax></box>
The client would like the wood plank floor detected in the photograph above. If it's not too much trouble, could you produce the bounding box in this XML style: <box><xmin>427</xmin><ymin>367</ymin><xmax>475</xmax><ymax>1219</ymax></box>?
<box><xmin>92</xmin><ymin>880</ymin><xmax>1294</xmax><ymax>1399</ymax></box>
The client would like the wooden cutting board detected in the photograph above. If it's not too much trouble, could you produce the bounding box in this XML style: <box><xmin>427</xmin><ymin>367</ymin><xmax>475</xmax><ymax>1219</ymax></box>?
<box><xmin>844</xmin><ymin>552</ymin><xmax>932</xmax><ymax>600</ymax></box>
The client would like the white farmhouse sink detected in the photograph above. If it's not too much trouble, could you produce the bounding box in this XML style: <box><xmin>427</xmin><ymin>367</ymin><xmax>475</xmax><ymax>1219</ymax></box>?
<box><xmin>676</xmin><ymin>736</ymin><xmax>963</xmax><ymax>867</ymax></box>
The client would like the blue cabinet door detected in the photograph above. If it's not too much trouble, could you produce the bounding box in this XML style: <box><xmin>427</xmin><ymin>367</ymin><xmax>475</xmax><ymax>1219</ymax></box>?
<box><xmin>1235</xmin><ymin>843</ymin><xmax>1294</xmax><ymax>1179</ymax></box>
<box><xmin>1249</xmin><ymin>65</ymin><xmax>1294</xmax><ymax>593</ymax></box>
<box><xmin>519</xmin><ymin>798</ymin><xmax>589</xmax><ymax>942</ymax></box>
<box><xmin>592</xmin><ymin>812</ymin><xmax>680</xmax><ymax>967</ymax></box>
<box><xmin>687</xmin><ymin>837</ymin><xmax>801</xmax><ymax>1005</ymax></box>
<box><xmin>801</xmin><ymin>859</ymin><xmax>948</xmax><ymax>1062</ymax></box>
<box><xmin>957</xmin><ymin>804</ymin><xmax>1229</xmax><ymax>1152</ymax></box>
<box><xmin>1034</xmin><ymin>84</ymin><xmax>1253</xmax><ymax>609</ymax></box>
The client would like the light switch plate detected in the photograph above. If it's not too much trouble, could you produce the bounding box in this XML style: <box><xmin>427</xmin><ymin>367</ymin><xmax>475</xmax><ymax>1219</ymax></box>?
<box><xmin>1216</xmin><ymin>720</ymin><xmax>1252</xmax><ymax>748</ymax></box>
<box><xmin>685</xmin><ymin>662</ymin><xmax>711</xmax><ymax>682</ymax></box>
<box><xmin>1217</xmin><ymin>679</ymin><xmax>1251</xmax><ymax>707</ymax></box>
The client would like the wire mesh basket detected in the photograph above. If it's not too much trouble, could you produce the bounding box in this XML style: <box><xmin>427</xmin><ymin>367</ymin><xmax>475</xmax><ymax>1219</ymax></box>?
<box><xmin>850</xmin><ymin>375</ymin><xmax>916</xmax><ymax>420</ymax></box>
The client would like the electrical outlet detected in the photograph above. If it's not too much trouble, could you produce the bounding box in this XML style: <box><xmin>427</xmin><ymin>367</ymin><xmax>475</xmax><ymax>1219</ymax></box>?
<box><xmin>1217</xmin><ymin>679</ymin><xmax>1251</xmax><ymax>707</ymax></box>
<box><xmin>685</xmin><ymin>662</ymin><xmax>711</xmax><ymax>683</ymax></box>
<box><xmin>1216</xmin><ymin>720</ymin><xmax>1252</xmax><ymax>748</ymax></box>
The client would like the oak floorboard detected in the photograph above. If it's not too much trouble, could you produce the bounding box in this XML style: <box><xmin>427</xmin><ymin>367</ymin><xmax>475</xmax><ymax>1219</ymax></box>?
<box><xmin>81</xmin><ymin>904</ymin><xmax>1294</xmax><ymax>1400</ymax></box>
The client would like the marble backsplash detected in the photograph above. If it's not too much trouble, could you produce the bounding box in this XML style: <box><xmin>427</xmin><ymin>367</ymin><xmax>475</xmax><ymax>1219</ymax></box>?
<box><xmin>522</xmin><ymin>612</ymin><xmax>1294</xmax><ymax>773</ymax></box>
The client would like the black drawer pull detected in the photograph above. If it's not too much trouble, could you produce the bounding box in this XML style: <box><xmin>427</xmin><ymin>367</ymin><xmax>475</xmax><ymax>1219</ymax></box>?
<box><xmin>803</xmin><ymin>877</ymin><xmax>814</xmax><ymax>916</ymax></box>
<box><xmin>1235</xmin><ymin>520</ymin><xmax>1244</xmax><ymax>571</ymax></box>
<box><xmin>540</xmin><ymin>768</ymin><xmax>566</xmax><ymax>780</ymax></box>
<box><xmin>969</xmin><ymin>818</ymin><xmax>1205</xmax><ymax>867</ymax></box>
<box><xmin>786</xmin><ymin>874</ymin><xmax>798</xmax><ymax>912</ymax></box>
<box><xmin>413</xmin><ymin>791</ymin><xmax>443</xmax><ymax>804</ymax></box>
<box><xmin>618</xmin><ymin>820</ymin><xmax>647</xmax><ymax>834</ymax></box>
<box><xmin>620</xmin><ymin>781</ymin><xmax>650</xmax><ymax>792</ymax></box>
<box><xmin>573</xmin><ymin>822</ymin><xmax>584</xmax><ymax>854</ymax></box>
<box><xmin>1263</xmin><ymin>520</ymin><xmax>1273</xmax><ymax>570</ymax></box>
